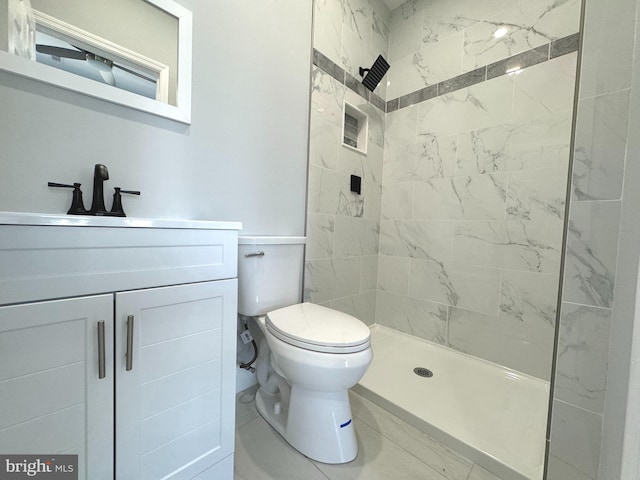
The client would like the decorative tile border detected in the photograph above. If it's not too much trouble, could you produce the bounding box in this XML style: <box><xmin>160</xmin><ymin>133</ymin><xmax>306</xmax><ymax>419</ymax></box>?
<box><xmin>312</xmin><ymin>49</ymin><xmax>386</xmax><ymax>111</ymax></box>
<box><xmin>312</xmin><ymin>32</ymin><xmax>580</xmax><ymax>114</ymax></box>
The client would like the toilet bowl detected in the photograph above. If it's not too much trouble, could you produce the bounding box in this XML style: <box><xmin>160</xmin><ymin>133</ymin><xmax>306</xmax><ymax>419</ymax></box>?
<box><xmin>238</xmin><ymin>237</ymin><xmax>373</xmax><ymax>463</ymax></box>
<box><xmin>253</xmin><ymin>303</ymin><xmax>372</xmax><ymax>464</ymax></box>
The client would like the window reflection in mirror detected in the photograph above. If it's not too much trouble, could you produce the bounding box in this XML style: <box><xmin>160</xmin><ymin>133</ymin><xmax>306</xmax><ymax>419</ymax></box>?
<box><xmin>1</xmin><ymin>0</ymin><xmax>192</xmax><ymax>123</ymax></box>
<box><xmin>35</xmin><ymin>30</ymin><xmax>161</xmax><ymax>101</ymax></box>
<box><xmin>4</xmin><ymin>0</ymin><xmax>179</xmax><ymax>106</ymax></box>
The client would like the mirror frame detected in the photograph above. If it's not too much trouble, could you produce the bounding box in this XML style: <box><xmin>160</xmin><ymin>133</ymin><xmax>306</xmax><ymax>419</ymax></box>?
<box><xmin>0</xmin><ymin>0</ymin><xmax>192</xmax><ymax>124</ymax></box>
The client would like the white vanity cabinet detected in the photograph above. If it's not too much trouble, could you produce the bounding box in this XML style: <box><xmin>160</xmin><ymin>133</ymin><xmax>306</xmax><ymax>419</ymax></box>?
<box><xmin>0</xmin><ymin>295</ymin><xmax>115</xmax><ymax>479</ymax></box>
<box><xmin>0</xmin><ymin>213</ymin><xmax>241</xmax><ymax>480</ymax></box>
<box><xmin>115</xmin><ymin>280</ymin><xmax>237</xmax><ymax>480</ymax></box>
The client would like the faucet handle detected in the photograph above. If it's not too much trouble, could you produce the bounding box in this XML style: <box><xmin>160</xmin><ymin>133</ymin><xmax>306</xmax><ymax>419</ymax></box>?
<box><xmin>48</xmin><ymin>182</ymin><xmax>75</xmax><ymax>188</ymax></box>
<box><xmin>108</xmin><ymin>187</ymin><xmax>141</xmax><ymax>217</ymax></box>
<box><xmin>48</xmin><ymin>182</ymin><xmax>88</xmax><ymax>215</ymax></box>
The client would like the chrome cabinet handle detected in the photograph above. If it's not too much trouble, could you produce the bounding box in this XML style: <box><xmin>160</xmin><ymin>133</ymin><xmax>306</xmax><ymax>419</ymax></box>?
<box><xmin>245</xmin><ymin>250</ymin><xmax>265</xmax><ymax>258</ymax></box>
<box><xmin>126</xmin><ymin>315</ymin><xmax>134</xmax><ymax>371</ymax></box>
<box><xmin>97</xmin><ymin>321</ymin><xmax>106</xmax><ymax>379</ymax></box>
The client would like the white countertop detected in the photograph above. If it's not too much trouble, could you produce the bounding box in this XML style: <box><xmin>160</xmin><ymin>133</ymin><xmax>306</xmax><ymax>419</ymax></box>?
<box><xmin>0</xmin><ymin>211</ymin><xmax>242</xmax><ymax>230</ymax></box>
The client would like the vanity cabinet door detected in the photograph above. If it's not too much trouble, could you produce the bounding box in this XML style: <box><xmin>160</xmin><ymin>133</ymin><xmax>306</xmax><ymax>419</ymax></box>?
<box><xmin>0</xmin><ymin>295</ymin><xmax>115</xmax><ymax>480</ymax></box>
<box><xmin>115</xmin><ymin>280</ymin><xmax>237</xmax><ymax>480</ymax></box>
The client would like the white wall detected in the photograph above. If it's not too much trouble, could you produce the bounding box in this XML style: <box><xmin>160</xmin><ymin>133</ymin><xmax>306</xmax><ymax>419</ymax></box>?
<box><xmin>0</xmin><ymin>0</ymin><xmax>312</xmax><ymax>237</ymax></box>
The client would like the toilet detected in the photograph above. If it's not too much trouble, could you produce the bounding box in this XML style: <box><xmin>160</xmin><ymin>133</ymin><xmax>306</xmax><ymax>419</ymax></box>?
<box><xmin>238</xmin><ymin>236</ymin><xmax>373</xmax><ymax>464</ymax></box>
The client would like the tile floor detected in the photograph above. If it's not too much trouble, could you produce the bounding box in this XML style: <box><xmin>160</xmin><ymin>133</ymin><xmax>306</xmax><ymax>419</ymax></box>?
<box><xmin>234</xmin><ymin>386</ymin><xmax>504</xmax><ymax>480</ymax></box>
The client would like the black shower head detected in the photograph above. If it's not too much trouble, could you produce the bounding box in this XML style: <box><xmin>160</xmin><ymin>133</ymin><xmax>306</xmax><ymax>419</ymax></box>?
<box><xmin>359</xmin><ymin>55</ymin><xmax>390</xmax><ymax>92</ymax></box>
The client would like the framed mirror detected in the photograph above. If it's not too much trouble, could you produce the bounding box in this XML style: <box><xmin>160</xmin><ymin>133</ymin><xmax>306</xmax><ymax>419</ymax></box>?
<box><xmin>0</xmin><ymin>0</ymin><xmax>192</xmax><ymax>124</ymax></box>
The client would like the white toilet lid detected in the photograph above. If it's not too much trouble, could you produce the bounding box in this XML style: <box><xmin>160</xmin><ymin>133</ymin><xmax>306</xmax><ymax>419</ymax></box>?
<box><xmin>266</xmin><ymin>303</ymin><xmax>370</xmax><ymax>354</ymax></box>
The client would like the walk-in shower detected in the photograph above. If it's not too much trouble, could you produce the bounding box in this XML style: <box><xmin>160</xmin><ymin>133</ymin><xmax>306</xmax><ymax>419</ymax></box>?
<box><xmin>306</xmin><ymin>0</ymin><xmax>583</xmax><ymax>478</ymax></box>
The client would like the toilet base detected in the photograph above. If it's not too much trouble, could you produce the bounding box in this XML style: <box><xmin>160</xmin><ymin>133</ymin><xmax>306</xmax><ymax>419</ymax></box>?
<box><xmin>255</xmin><ymin>384</ymin><xmax>358</xmax><ymax>464</ymax></box>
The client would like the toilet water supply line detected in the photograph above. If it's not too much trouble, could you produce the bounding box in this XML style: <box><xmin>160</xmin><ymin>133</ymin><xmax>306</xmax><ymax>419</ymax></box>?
<box><xmin>242</xmin><ymin>316</ymin><xmax>290</xmax><ymax>411</ymax></box>
<box><xmin>239</xmin><ymin>315</ymin><xmax>258</xmax><ymax>372</ymax></box>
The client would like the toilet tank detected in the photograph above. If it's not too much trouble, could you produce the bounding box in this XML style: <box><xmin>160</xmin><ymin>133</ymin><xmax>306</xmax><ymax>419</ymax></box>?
<box><xmin>237</xmin><ymin>236</ymin><xmax>306</xmax><ymax>317</ymax></box>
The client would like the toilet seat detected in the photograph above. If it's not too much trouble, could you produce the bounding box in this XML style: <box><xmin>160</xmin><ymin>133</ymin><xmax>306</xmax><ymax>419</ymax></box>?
<box><xmin>266</xmin><ymin>302</ymin><xmax>370</xmax><ymax>354</ymax></box>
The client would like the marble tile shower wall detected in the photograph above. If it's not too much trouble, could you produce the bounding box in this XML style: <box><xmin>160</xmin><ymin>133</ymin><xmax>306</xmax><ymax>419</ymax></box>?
<box><xmin>306</xmin><ymin>0</ymin><xmax>581</xmax><ymax>380</ymax></box>
<box><xmin>305</xmin><ymin>0</ymin><xmax>391</xmax><ymax>323</ymax></box>
<box><xmin>375</xmin><ymin>0</ymin><xmax>581</xmax><ymax>380</ymax></box>
<box><xmin>386</xmin><ymin>0</ymin><xmax>581</xmax><ymax>101</ymax></box>
<box><xmin>314</xmin><ymin>0</ymin><xmax>392</xmax><ymax>99</ymax></box>
<box><xmin>547</xmin><ymin>0</ymin><xmax>638</xmax><ymax>478</ymax></box>
<box><xmin>378</xmin><ymin>52</ymin><xmax>577</xmax><ymax>380</ymax></box>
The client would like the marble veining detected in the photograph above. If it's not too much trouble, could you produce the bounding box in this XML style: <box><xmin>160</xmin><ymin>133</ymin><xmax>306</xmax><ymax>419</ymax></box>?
<box><xmin>503</xmin><ymin>221</ymin><xmax>562</xmax><ymax>274</ymax></box>
<box><xmin>463</xmin><ymin>17</ymin><xmax>552</xmax><ymax>70</ymax></box>
<box><xmin>452</xmin><ymin>220</ymin><xmax>562</xmax><ymax>275</ymax></box>
<box><xmin>337</xmin><ymin>188</ymin><xmax>365</xmax><ymax>217</ymax></box>
<box><xmin>304</xmin><ymin>257</ymin><xmax>362</xmax><ymax>304</ymax></box>
<box><xmin>375</xmin><ymin>290</ymin><xmax>448</xmax><ymax>344</ymax></box>
<box><xmin>312</xmin><ymin>30</ymin><xmax>579</xmax><ymax>115</ymax></box>
<box><xmin>505</xmin><ymin>167</ymin><xmax>568</xmax><ymax>223</ymax></box>
<box><xmin>371</xmin><ymin>4</ymin><xmax>391</xmax><ymax>49</ymax></box>
<box><xmin>423</xmin><ymin>13</ymin><xmax>479</xmax><ymax>46</ymax></box>
<box><xmin>462</xmin><ymin>0</ymin><xmax>580</xmax><ymax>71</ymax></box>
<box><xmin>555</xmin><ymin>302</ymin><xmax>611</xmax><ymax>414</ymax></box>
<box><xmin>572</xmin><ymin>89</ymin><xmax>630</xmax><ymax>201</ymax></box>
<box><xmin>307</xmin><ymin>165</ymin><xmax>341</xmax><ymax>215</ymax></box>
<box><xmin>512</xmin><ymin>53</ymin><xmax>578</xmax><ymax>122</ymax></box>
<box><xmin>333</xmin><ymin>216</ymin><xmax>380</xmax><ymax>257</ymax></box>
<box><xmin>311</xmin><ymin>66</ymin><xmax>346</xmax><ymax>127</ymax></box>
<box><xmin>306</xmin><ymin>213</ymin><xmax>335</xmax><ymax>260</ymax></box>
<box><xmin>455</xmin><ymin>111</ymin><xmax>572</xmax><ymax>175</ymax></box>
<box><xmin>418</xmin><ymin>75</ymin><xmax>515</xmax><ymax>140</ymax></box>
<box><xmin>564</xmin><ymin>244</ymin><xmax>615</xmax><ymax>309</ymax></box>
<box><xmin>309</xmin><ymin>113</ymin><xmax>340</xmax><ymax>170</ymax></box>
<box><xmin>499</xmin><ymin>270</ymin><xmax>558</xmax><ymax>327</ymax></box>
<box><xmin>410</xmin><ymin>258</ymin><xmax>461</xmax><ymax>307</ymax></box>
<box><xmin>313</xmin><ymin>0</ymin><xmax>344</xmax><ymax>69</ymax></box>
<box><xmin>384</xmin><ymin>135</ymin><xmax>457</xmax><ymax>184</ymax></box>
<box><xmin>342</xmin><ymin>0</ymin><xmax>372</xmax><ymax>43</ymax></box>
<box><xmin>410</xmin><ymin>259</ymin><xmax>503</xmax><ymax>315</ymax></box>
<box><xmin>563</xmin><ymin>201</ymin><xmax>620</xmax><ymax>309</ymax></box>
<box><xmin>380</xmin><ymin>219</ymin><xmax>453</xmax><ymax>263</ymax></box>
<box><xmin>448</xmin><ymin>173</ymin><xmax>508</xmax><ymax>220</ymax></box>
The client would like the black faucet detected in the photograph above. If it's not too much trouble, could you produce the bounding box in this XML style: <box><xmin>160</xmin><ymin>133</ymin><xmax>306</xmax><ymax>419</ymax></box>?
<box><xmin>89</xmin><ymin>164</ymin><xmax>109</xmax><ymax>215</ymax></box>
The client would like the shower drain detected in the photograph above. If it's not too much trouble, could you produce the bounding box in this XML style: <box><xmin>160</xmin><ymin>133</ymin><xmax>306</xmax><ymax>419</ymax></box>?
<box><xmin>413</xmin><ymin>367</ymin><xmax>433</xmax><ymax>378</ymax></box>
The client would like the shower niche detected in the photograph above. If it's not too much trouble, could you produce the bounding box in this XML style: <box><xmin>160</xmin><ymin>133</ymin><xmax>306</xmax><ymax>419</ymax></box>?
<box><xmin>342</xmin><ymin>101</ymin><xmax>368</xmax><ymax>155</ymax></box>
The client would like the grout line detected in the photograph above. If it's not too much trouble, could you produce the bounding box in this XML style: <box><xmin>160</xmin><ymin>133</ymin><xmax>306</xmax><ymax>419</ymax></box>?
<box><xmin>312</xmin><ymin>32</ymin><xmax>580</xmax><ymax>115</ymax></box>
